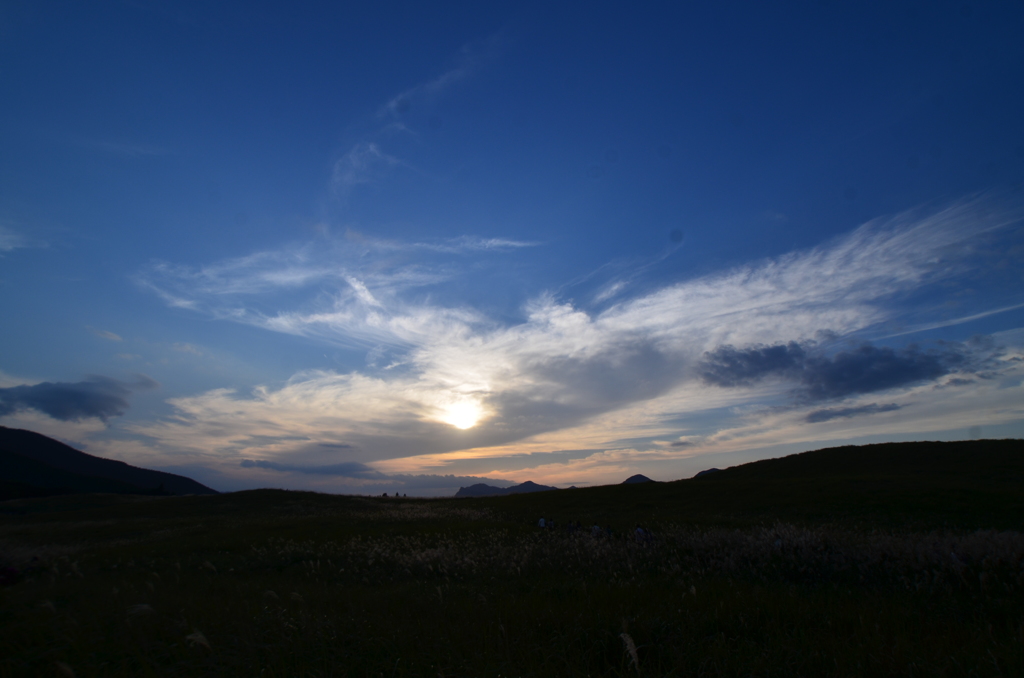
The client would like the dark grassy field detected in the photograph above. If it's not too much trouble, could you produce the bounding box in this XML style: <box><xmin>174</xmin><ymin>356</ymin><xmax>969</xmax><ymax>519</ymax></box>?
<box><xmin>1</xmin><ymin>440</ymin><xmax>1023</xmax><ymax>677</ymax></box>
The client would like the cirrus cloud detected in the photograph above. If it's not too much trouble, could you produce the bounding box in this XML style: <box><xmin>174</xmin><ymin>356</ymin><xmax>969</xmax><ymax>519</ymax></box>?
<box><xmin>124</xmin><ymin>194</ymin><xmax>1024</xmax><ymax>492</ymax></box>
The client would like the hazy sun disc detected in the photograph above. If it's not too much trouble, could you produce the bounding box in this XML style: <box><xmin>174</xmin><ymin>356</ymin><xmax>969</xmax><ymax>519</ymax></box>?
<box><xmin>440</xmin><ymin>400</ymin><xmax>483</xmax><ymax>429</ymax></box>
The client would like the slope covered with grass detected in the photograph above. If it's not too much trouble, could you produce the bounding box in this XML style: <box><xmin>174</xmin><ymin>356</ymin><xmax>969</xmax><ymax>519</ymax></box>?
<box><xmin>1</xmin><ymin>440</ymin><xmax>1022</xmax><ymax>676</ymax></box>
<box><xmin>483</xmin><ymin>439</ymin><xmax>1024</xmax><ymax>531</ymax></box>
<box><xmin>0</xmin><ymin>426</ymin><xmax>217</xmax><ymax>498</ymax></box>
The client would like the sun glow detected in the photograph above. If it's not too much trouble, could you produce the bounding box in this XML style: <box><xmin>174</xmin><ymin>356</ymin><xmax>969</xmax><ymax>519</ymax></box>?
<box><xmin>440</xmin><ymin>400</ymin><xmax>484</xmax><ymax>430</ymax></box>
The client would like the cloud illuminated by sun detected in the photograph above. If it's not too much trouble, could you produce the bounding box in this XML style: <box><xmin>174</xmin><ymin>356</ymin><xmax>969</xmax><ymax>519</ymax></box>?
<box><xmin>439</xmin><ymin>399</ymin><xmax>484</xmax><ymax>429</ymax></box>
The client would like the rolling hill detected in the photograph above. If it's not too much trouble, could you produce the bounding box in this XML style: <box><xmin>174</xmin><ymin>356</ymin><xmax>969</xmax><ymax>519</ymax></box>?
<box><xmin>0</xmin><ymin>426</ymin><xmax>217</xmax><ymax>500</ymax></box>
<box><xmin>472</xmin><ymin>439</ymin><xmax>1024</xmax><ymax>530</ymax></box>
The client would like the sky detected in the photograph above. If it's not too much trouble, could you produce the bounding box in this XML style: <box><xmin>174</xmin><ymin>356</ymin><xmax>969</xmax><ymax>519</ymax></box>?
<box><xmin>1</xmin><ymin>1</ymin><xmax>1023</xmax><ymax>496</ymax></box>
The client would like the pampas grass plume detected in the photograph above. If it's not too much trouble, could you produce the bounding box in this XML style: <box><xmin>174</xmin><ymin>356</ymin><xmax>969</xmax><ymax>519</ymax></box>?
<box><xmin>186</xmin><ymin>629</ymin><xmax>211</xmax><ymax>650</ymax></box>
<box><xmin>619</xmin><ymin>633</ymin><xmax>640</xmax><ymax>672</ymax></box>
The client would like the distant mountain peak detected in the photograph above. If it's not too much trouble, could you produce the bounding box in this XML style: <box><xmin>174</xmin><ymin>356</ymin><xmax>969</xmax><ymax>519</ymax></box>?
<box><xmin>622</xmin><ymin>474</ymin><xmax>654</xmax><ymax>484</ymax></box>
<box><xmin>454</xmin><ymin>479</ymin><xmax>558</xmax><ymax>497</ymax></box>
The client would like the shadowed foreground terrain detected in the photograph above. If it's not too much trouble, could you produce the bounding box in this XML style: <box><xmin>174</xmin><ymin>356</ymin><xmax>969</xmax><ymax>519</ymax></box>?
<box><xmin>1</xmin><ymin>440</ymin><xmax>1023</xmax><ymax>677</ymax></box>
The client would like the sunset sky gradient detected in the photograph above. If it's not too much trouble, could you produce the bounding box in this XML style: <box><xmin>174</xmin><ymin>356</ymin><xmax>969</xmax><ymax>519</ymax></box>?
<box><xmin>2</xmin><ymin>1</ymin><xmax>1023</xmax><ymax>494</ymax></box>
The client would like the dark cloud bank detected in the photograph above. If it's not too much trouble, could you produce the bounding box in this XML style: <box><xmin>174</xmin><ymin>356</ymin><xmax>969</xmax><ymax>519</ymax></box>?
<box><xmin>241</xmin><ymin>459</ymin><xmax>380</xmax><ymax>478</ymax></box>
<box><xmin>0</xmin><ymin>375</ymin><xmax>157</xmax><ymax>422</ymax></box>
<box><xmin>805</xmin><ymin>403</ymin><xmax>902</xmax><ymax>423</ymax></box>
<box><xmin>699</xmin><ymin>341</ymin><xmax>968</xmax><ymax>403</ymax></box>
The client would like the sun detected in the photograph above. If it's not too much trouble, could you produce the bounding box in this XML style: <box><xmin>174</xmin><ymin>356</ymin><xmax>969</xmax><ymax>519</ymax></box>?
<box><xmin>440</xmin><ymin>400</ymin><xmax>484</xmax><ymax>430</ymax></box>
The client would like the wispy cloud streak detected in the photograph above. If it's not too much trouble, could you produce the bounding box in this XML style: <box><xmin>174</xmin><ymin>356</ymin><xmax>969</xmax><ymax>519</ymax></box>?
<box><xmin>78</xmin><ymin>139</ymin><xmax>171</xmax><ymax>157</ymax></box>
<box><xmin>0</xmin><ymin>222</ymin><xmax>46</xmax><ymax>253</ymax></box>
<box><xmin>87</xmin><ymin>327</ymin><xmax>123</xmax><ymax>342</ymax></box>
<box><xmin>331</xmin><ymin>142</ymin><xmax>403</xmax><ymax>195</ymax></box>
<box><xmin>137</xmin><ymin>233</ymin><xmax>536</xmax><ymax>349</ymax></box>
<box><xmin>0</xmin><ymin>225</ymin><xmax>27</xmax><ymax>252</ymax></box>
<box><xmin>805</xmin><ymin>403</ymin><xmax>902</xmax><ymax>423</ymax></box>
<box><xmin>330</xmin><ymin>37</ymin><xmax>502</xmax><ymax>197</ymax></box>
<box><xmin>378</xmin><ymin>36</ymin><xmax>500</xmax><ymax>119</ymax></box>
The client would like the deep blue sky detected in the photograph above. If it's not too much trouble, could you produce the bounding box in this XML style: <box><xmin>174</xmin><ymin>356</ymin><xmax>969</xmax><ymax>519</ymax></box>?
<box><xmin>2</xmin><ymin>1</ymin><xmax>1023</xmax><ymax>494</ymax></box>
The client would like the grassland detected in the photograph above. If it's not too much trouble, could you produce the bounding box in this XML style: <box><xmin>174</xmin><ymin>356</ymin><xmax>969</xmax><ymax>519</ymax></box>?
<box><xmin>1</xmin><ymin>440</ymin><xmax>1023</xmax><ymax>677</ymax></box>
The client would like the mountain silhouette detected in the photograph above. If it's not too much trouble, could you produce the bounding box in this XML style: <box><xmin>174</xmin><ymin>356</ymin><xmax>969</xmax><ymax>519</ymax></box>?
<box><xmin>622</xmin><ymin>474</ymin><xmax>654</xmax><ymax>484</ymax></box>
<box><xmin>454</xmin><ymin>480</ymin><xmax>558</xmax><ymax>497</ymax></box>
<box><xmin>0</xmin><ymin>426</ymin><xmax>217</xmax><ymax>500</ymax></box>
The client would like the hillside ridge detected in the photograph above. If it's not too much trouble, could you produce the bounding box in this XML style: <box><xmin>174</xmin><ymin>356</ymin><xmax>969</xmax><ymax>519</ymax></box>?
<box><xmin>0</xmin><ymin>426</ymin><xmax>217</xmax><ymax>499</ymax></box>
